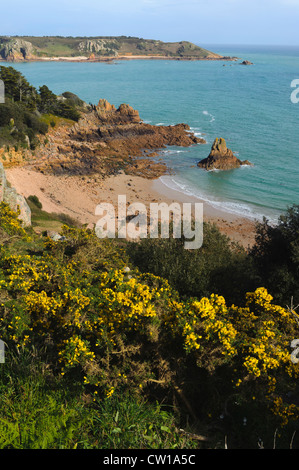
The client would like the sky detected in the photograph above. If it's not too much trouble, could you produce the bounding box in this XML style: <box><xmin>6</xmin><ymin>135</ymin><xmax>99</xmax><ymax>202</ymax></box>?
<box><xmin>2</xmin><ymin>0</ymin><xmax>299</xmax><ymax>46</ymax></box>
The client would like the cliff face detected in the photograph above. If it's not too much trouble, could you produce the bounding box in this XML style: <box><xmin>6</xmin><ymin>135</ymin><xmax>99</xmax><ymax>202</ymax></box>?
<box><xmin>78</xmin><ymin>39</ymin><xmax>119</xmax><ymax>57</ymax></box>
<box><xmin>22</xmin><ymin>99</ymin><xmax>205</xmax><ymax>179</ymax></box>
<box><xmin>197</xmin><ymin>138</ymin><xmax>252</xmax><ymax>171</ymax></box>
<box><xmin>0</xmin><ymin>39</ymin><xmax>36</xmax><ymax>61</ymax></box>
<box><xmin>0</xmin><ymin>36</ymin><xmax>229</xmax><ymax>61</ymax></box>
<box><xmin>0</xmin><ymin>162</ymin><xmax>31</xmax><ymax>226</ymax></box>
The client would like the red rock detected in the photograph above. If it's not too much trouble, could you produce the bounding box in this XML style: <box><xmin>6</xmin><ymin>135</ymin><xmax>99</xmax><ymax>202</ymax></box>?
<box><xmin>197</xmin><ymin>138</ymin><xmax>252</xmax><ymax>170</ymax></box>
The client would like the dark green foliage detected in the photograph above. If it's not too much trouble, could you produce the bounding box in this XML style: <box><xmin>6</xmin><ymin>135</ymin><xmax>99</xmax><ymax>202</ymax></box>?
<box><xmin>0</xmin><ymin>66</ymin><xmax>38</xmax><ymax>111</ymax></box>
<box><xmin>250</xmin><ymin>204</ymin><xmax>299</xmax><ymax>306</ymax></box>
<box><xmin>0</xmin><ymin>66</ymin><xmax>82</xmax><ymax>150</ymax></box>
<box><xmin>0</xmin><ymin>101</ymin><xmax>24</xmax><ymax>127</ymax></box>
<box><xmin>55</xmin><ymin>101</ymin><xmax>81</xmax><ymax>121</ymax></box>
<box><xmin>0</xmin><ymin>99</ymin><xmax>48</xmax><ymax>149</ymax></box>
<box><xmin>61</xmin><ymin>91</ymin><xmax>84</xmax><ymax>107</ymax></box>
<box><xmin>38</xmin><ymin>85</ymin><xmax>57</xmax><ymax>114</ymax></box>
<box><xmin>127</xmin><ymin>221</ymin><xmax>258</xmax><ymax>305</ymax></box>
<box><xmin>27</xmin><ymin>195</ymin><xmax>43</xmax><ymax>209</ymax></box>
<box><xmin>39</xmin><ymin>85</ymin><xmax>81</xmax><ymax>121</ymax></box>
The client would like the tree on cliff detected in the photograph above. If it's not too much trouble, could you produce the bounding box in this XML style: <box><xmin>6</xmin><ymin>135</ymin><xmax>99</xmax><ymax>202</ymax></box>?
<box><xmin>39</xmin><ymin>85</ymin><xmax>80</xmax><ymax>121</ymax></box>
<box><xmin>0</xmin><ymin>66</ymin><xmax>81</xmax><ymax>150</ymax></box>
<box><xmin>38</xmin><ymin>85</ymin><xmax>57</xmax><ymax>114</ymax></box>
<box><xmin>0</xmin><ymin>66</ymin><xmax>38</xmax><ymax>110</ymax></box>
<box><xmin>250</xmin><ymin>204</ymin><xmax>299</xmax><ymax>306</ymax></box>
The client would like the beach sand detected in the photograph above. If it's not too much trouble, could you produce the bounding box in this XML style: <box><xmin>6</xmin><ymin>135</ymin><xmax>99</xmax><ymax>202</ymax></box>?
<box><xmin>5</xmin><ymin>167</ymin><xmax>258</xmax><ymax>249</ymax></box>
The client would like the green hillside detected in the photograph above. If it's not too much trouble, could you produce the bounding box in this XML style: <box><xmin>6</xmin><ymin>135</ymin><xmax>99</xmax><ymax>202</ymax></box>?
<box><xmin>0</xmin><ymin>35</ymin><xmax>223</xmax><ymax>60</ymax></box>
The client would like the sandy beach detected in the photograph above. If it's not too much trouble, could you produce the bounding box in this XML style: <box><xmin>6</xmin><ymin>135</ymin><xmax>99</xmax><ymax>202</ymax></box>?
<box><xmin>5</xmin><ymin>167</ymin><xmax>258</xmax><ymax>249</ymax></box>
<box><xmin>32</xmin><ymin>54</ymin><xmax>230</xmax><ymax>63</ymax></box>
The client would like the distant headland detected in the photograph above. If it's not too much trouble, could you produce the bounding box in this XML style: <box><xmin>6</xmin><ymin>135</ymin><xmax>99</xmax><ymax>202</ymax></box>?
<box><xmin>0</xmin><ymin>36</ymin><xmax>239</xmax><ymax>62</ymax></box>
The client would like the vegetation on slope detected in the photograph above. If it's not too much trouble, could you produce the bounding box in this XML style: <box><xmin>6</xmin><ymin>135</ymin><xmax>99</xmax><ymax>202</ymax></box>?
<box><xmin>1</xmin><ymin>66</ymin><xmax>299</xmax><ymax>449</ymax></box>
<box><xmin>0</xmin><ymin>36</ymin><xmax>221</xmax><ymax>60</ymax></box>
<box><xmin>0</xmin><ymin>200</ymin><xmax>299</xmax><ymax>449</ymax></box>
<box><xmin>0</xmin><ymin>66</ymin><xmax>86</xmax><ymax>151</ymax></box>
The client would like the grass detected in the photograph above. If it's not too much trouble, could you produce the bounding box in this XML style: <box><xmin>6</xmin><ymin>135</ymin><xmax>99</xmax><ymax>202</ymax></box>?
<box><xmin>26</xmin><ymin>195</ymin><xmax>82</xmax><ymax>233</ymax></box>
<box><xmin>0</xmin><ymin>347</ymin><xmax>200</xmax><ymax>449</ymax></box>
<box><xmin>40</xmin><ymin>114</ymin><xmax>76</xmax><ymax>128</ymax></box>
<box><xmin>0</xmin><ymin>349</ymin><xmax>92</xmax><ymax>449</ymax></box>
<box><xmin>1</xmin><ymin>36</ymin><xmax>219</xmax><ymax>59</ymax></box>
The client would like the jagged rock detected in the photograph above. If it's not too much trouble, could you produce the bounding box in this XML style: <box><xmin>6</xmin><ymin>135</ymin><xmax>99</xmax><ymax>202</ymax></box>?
<box><xmin>197</xmin><ymin>138</ymin><xmax>252</xmax><ymax>170</ymax></box>
<box><xmin>0</xmin><ymin>39</ymin><xmax>35</xmax><ymax>61</ymax></box>
<box><xmin>117</xmin><ymin>103</ymin><xmax>141</xmax><ymax>123</ymax></box>
<box><xmin>24</xmin><ymin>99</ymin><xmax>206</xmax><ymax>179</ymax></box>
<box><xmin>240</xmin><ymin>60</ymin><xmax>253</xmax><ymax>65</ymax></box>
<box><xmin>95</xmin><ymin>100</ymin><xmax>140</xmax><ymax>124</ymax></box>
<box><xmin>0</xmin><ymin>162</ymin><xmax>31</xmax><ymax>226</ymax></box>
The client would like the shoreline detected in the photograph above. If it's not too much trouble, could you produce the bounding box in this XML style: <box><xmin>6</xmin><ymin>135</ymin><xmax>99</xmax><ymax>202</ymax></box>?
<box><xmin>5</xmin><ymin>167</ymin><xmax>257</xmax><ymax>249</ymax></box>
<box><xmin>1</xmin><ymin>55</ymin><xmax>240</xmax><ymax>64</ymax></box>
<box><xmin>151</xmin><ymin>176</ymin><xmax>258</xmax><ymax>248</ymax></box>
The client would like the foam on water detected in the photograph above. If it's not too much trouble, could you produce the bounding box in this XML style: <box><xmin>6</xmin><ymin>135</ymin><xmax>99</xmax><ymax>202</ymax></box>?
<box><xmin>203</xmin><ymin>110</ymin><xmax>215</xmax><ymax>123</ymax></box>
<box><xmin>159</xmin><ymin>175</ymin><xmax>279</xmax><ymax>224</ymax></box>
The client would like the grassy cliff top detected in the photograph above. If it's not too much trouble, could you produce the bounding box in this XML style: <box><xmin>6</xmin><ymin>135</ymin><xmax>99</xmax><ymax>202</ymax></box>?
<box><xmin>0</xmin><ymin>35</ymin><xmax>223</xmax><ymax>60</ymax></box>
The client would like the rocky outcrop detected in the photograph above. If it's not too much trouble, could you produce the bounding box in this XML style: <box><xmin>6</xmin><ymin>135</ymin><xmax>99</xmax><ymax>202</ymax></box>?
<box><xmin>240</xmin><ymin>60</ymin><xmax>253</xmax><ymax>65</ymax></box>
<box><xmin>0</xmin><ymin>39</ymin><xmax>35</xmax><ymax>61</ymax></box>
<box><xmin>25</xmin><ymin>100</ymin><xmax>205</xmax><ymax>179</ymax></box>
<box><xmin>197</xmin><ymin>138</ymin><xmax>252</xmax><ymax>171</ymax></box>
<box><xmin>0</xmin><ymin>162</ymin><xmax>31</xmax><ymax>226</ymax></box>
<box><xmin>95</xmin><ymin>99</ymin><xmax>141</xmax><ymax>124</ymax></box>
<box><xmin>78</xmin><ymin>39</ymin><xmax>119</xmax><ymax>57</ymax></box>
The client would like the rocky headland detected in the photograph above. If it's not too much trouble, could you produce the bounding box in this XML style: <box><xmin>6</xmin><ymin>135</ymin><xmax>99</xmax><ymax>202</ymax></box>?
<box><xmin>20</xmin><ymin>99</ymin><xmax>205</xmax><ymax>179</ymax></box>
<box><xmin>197</xmin><ymin>137</ymin><xmax>252</xmax><ymax>171</ymax></box>
<box><xmin>1</xmin><ymin>101</ymin><xmax>257</xmax><ymax>248</ymax></box>
<box><xmin>0</xmin><ymin>36</ymin><xmax>239</xmax><ymax>62</ymax></box>
<box><xmin>0</xmin><ymin>38</ymin><xmax>35</xmax><ymax>62</ymax></box>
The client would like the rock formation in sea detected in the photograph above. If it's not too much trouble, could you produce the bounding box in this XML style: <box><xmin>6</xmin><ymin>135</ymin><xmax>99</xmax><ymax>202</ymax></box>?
<box><xmin>0</xmin><ymin>162</ymin><xmax>31</xmax><ymax>226</ymax></box>
<box><xmin>197</xmin><ymin>137</ymin><xmax>252</xmax><ymax>171</ymax></box>
<box><xmin>24</xmin><ymin>99</ymin><xmax>206</xmax><ymax>179</ymax></box>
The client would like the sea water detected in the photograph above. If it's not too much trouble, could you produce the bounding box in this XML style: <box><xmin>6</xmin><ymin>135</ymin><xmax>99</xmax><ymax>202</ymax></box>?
<box><xmin>2</xmin><ymin>44</ymin><xmax>299</xmax><ymax>222</ymax></box>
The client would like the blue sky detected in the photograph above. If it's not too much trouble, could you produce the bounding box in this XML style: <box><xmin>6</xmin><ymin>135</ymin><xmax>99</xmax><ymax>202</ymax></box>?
<box><xmin>3</xmin><ymin>0</ymin><xmax>299</xmax><ymax>46</ymax></box>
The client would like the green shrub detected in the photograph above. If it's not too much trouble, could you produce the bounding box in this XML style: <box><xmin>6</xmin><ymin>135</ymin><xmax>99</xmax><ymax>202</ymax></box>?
<box><xmin>27</xmin><ymin>195</ymin><xmax>43</xmax><ymax>210</ymax></box>
<box><xmin>0</xmin><ymin>67</ymin><xmax>81</xmax><ymax>150</ymax></box>
<box><xmin>250</xmin><ymin>204</ymin><xmax>299</xmax><ymax>305</ymax></box>
<box><xmin>127</xmin><ymin>221</ymin><xmax>258</xmax><ymax>305</ymax></box>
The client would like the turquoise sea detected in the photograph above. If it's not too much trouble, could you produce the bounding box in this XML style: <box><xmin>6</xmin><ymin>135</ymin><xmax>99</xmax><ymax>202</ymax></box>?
<box><xmin>2</xmin><ymin>44</ymin><xmax>299</xmax><ymax>222</ymax></box>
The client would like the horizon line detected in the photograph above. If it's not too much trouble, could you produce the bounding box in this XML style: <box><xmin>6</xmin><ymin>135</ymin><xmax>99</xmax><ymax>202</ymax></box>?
<box><xmin>1</xmin><ymin>35</ymin><xmax>299</xmax><ymax>48</ymax></box>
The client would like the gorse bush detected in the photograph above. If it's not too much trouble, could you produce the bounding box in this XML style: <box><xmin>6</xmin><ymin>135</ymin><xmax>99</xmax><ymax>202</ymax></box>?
<box><xmin>1</xmin><ymin>203</ymin><xmax>299</xmax><ymax>448</ymax></box>
<box><xmin>250</xmin><ymin>204</ymin><xmax>299</xmax><ymax>306</ymax></box>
